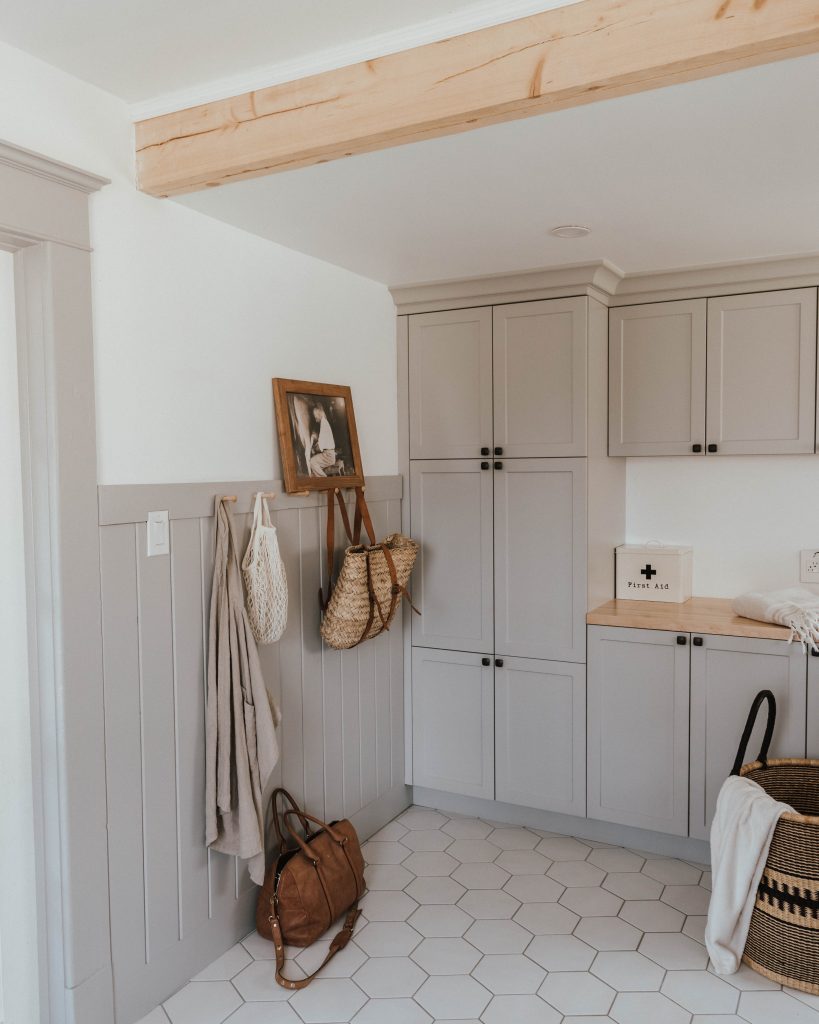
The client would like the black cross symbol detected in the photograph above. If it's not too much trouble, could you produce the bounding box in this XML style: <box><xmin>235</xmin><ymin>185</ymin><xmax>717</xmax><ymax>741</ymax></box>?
<box><xmin>641</xmin><ymin>564</ymin><xmax>657</xmax><ymax>580</ymax></box>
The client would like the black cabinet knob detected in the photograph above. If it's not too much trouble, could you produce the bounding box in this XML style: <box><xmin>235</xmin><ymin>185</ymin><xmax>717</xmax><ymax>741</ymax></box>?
<box><xmin>693</xmin><ymin>636</ymin><xmax>704</xmax><ymax>646</ymax></box>
<box><xmin>707</xmin><ymin>443</ymin><xmax>718</xmax><ymax>453</ymax></box>
<box><xmin>482</xmin><ymin>657</ymin><xmax>491</xmax><ymax>666</ymax></box>
<box><xmin>481</xmin><ymin>447</ymin><xmax>490</xmax><ymax>456</ymax></box>
<box><xmin>811</xmin><ymin>649</ymin><xmax>819</xmax><ymax>658</ymax></box>
<box><xmin>494</xmin><ymin>447</ymin><xmax>503</xmax><ymax>456</ymax></box>
<box><xmin>495</xmin><ymin>658</ymin><xmax>504</xmax><ymax>668</ymax></box>
<box><xmin>481</xmin><ymin>461</ymin><xmax>490</xmax><ymax>470</ymax></box>
<box><xmin>692</xmin><ymin>444</ymin><xmax>702</xmax><ymax>453</ymax></box>
<box><xmin>494</xmin><ymin>461</ymin><xmax>503</xmax><ymax>470</ymax></box>
<box><xmin>676</xmin><ymin>635</ymin><xmax>687</xmax><ymax>645</ymax></box>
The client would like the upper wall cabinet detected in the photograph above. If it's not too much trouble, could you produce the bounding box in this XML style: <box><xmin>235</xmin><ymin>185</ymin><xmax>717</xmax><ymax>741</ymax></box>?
<box><xmin>493</xmin><ymin>298</ymin><xmax>587</xmax><ymax>457</ymax></box>
<box><xmin>409</xmin><ymin>307</ymin><xmax>493</xmax><ymax>459</ymax></box>
<box><xmin>609</xmin><ymin>299</ymin><xmax>707</xmax><ymax>457</ymax></box>
<box><xmin>706</xmin><ymin>288</ymin><xmax>817</xmax><ymax>455</ymax></box>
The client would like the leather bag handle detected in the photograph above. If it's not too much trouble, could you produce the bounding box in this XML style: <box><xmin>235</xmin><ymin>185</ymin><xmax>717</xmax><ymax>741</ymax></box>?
<box><xmin>731</xmin><ymin>689</ymin><xmax>777</xmax><ymax>776</ymax></box>
<box><xmin>319</xmin><ymin>486</ymin><xmax>377</xmax><ymax>611</ymax></box>
<box><xmin>270</xmin><ymin>788</ymin><xmax>313</xmax><ymax>856</ymax></box>
<box><xmin>268</xmin><ymin>903</ymin><xmax>360</xmax><ymax>991</ymax></box>
<box><xmin>282</xmin><ymin>809</ymin><xmax>347</xmax><ymax>857</ymax></box>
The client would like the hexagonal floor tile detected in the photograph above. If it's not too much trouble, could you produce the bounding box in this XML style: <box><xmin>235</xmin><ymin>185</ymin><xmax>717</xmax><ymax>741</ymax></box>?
<box><xmin>452</xmin><ymin>862</ymin><xmax>510</xmax><ymax>890</ymax></box>
<box><xmin>368</xmin><ymin>821</ymin><xmax>407</xmax><ymax>842</ymax></box>
<box><xmin>547</xmin><ymin>861</ymin><xmax>605</xmax><ymax>888</ymax></box>
<box><xmin>446</xmin><ymin>838</ymin><xmax>500</xmax><ymax>863</ymax></box>
<box><xmin>603</xmin><ymin>873</ymin><xmax>663</xmax><ymax>901</ymax></box>
<box><xmin>591</xmin><ymin>951</ymin><xmax>665</xmax><ymax>992</ymax></box>
<box><xmin>504</xmin><ymin>875</ymin><xmax>564</xmax><ymax>903</ymax></box>
<box><xmin>408</xmin><ymin>904</ymin><xmax>472</xmax><ymax>937</ymax></box>
<box><xmin>496</xmin><ymin>849</ymin><xmax>552</xmax><ymax>875</ymax></box>
<box><xmin>738</xmin><ymin>990</ymin><xmax>819</xmax><ymax>1023</ymax></box>
<box><xmin>535</xmin><ymin>837</ymin><xmax>591</xmax><ymax>862</ymax></box>
<box><xmin>164</xmin><ymin>981</ymin><xmax>242</xmax><ymax>1024</ymax></box>
<box><xmin>487</xmin><ymin>828</ymin><xmax>539</xmax><ymax>850</ymax></box>
<box><xmin>610</xmin><ymin>991</ymin><xmax>690</xmax><ymax>1024</ymax></box>
<box><xmin>661</xmin><ymin>885</ymin><xmax>711</xmax><ymax>915</ymax></box>
<box><xmin>441</xmin><ymin>817</ymin><xmax>493</xmax><ymax>839</ymax></box>
<box><xmin>355</xmin><ymin>921</ymin><xmax>422</xmax><ymax>957</ymax></box>
<box><xmin>403</xmin><ymin>851</ymin><xmax>459</xmax><ymax>877</ymax></box>
<box><xmin>464</xmin><ymin>918</ymin><xmax>532</xmax><ymax>954</ymax></box>
<box><xmin>359</xmin><ymin>890</ymin><xmax>418</xmax><ymax>922</ymax></box>
<box><xmin>192</xmin><ymin>943</ymin><xmax>251</xmax><ymax>981</ymax></box>
<box><xmin>559</xmin><ymin>886</ymin><xmax>623</xmax><ymax>917</ymax></box>
<box><xmin>404</xmin><ymin>875</ymin><xmax>466</xmax><ymax>905</ymax></box>
<box><xmin>482</xmin><ymin>993</ymin><xmax>561</xmax><ymax>1024</ymax></box>
<box><xmin>415</xmin><ymin>975</ymin><xmax>492</xmax><ymax>1019</ymax></box>
<box><xmin>362</xmin><ymin>840</ymin><xmax>409</xmax><ymax>864</ymax></box>
<box><xmin>364</xmin><ymin>864</ymin><xmax>414</xmax><ymax>891</ymax></box>
<box><xmin>683</xmin><ymin>914</ymin><xmax>707</xmax><ymax>943</ymax></box>
<box><xmin>640</xmin><ymin>932</ymin><xmax>709</xmax><ymax>969</ymax></box>
<box><xmin>399</xmin><ymin>829</ymin><xmax>453</xmax><ymax>852</ymax></box>
<box><xmin>223</xmin><ymin>1004</ymin><xmax>301</xmax><ymax>1024</ymax></box>
<box><xmin>473</xmin><ymin>954</ymin><xmax>546</xmax><ymax>995</ymax></box>
<box><xmin>353</xmin><ymin>956</ymin><xmax>426</xmax><ymax>998</ymax></box>
<box><xmin>233</xmin><ymin>960</ymin><xmax>306</xmax><ymax>1001</ymax></box>
<box><xmin>575</xmin><ymin>916</ymin><xmax>642</xmax><ymax>951</ymax></box>
<box><xmin>397</xmin><ymin>809</ymin><xmax>448</xmax><ymax>831</ymax></box>
<box><xmin>642</xmin><ymin>858</ymin><xmax>702</xmax><ymax>885</ymax></box>
<box><xmin>457</xmin><ymin>889</ymin><xmax>520</xmax><ymax>920</ymax></box>
<box><xmin>525</xmin><ymin>935</ymin><xmax>596</xmax><ymax>972</ymax></box>
<box><xmin>513</xmin><ymin>902</ymin><xmax>579</xmax><ymax>935</ymax></box>
<box><xmin>661</xmin><ymin>969</ymin><xmax>739</xmax><ymax>1014</ymax></box>
<box><xmin>351</xmin><ymin>999</ymin><xmax>431</xmax><ymax>1024</ymax></box>
<box><xmin>719</xmin><ymin>963</ymin><xmax>781</xmax><ymax>991</ymax></box>
<box><xmin>587</xmin><ymin>847</ymin><xmax>646</xmax><ymax>872</ymax></box>
<box><xmin>411</xmin><ymin>936</ymin><xmax>481</xmax><ymax>975</ymax></box>
<box><xmin>619</xmin><ymin>899</ymin><xmax>684</xmax><ymax>933</ymax></box>
<box><xmin>295</xmin><ymin>937</ymin><xmax>366</xmax><ymax>978</ymax></box>
<box><xmin>539</xmin><ymin>970</ymin><xmax>616</xmax><ymax>1015</ymax></box>
<box><xmin>241</xmin><ymin>931</ymin><xmax>279</xmax><ymax>960</ymax></box>
<box><xmin>290</xmin><ymin>978</ymin><xmax>367</xmax><ymax>1023</ymax></box>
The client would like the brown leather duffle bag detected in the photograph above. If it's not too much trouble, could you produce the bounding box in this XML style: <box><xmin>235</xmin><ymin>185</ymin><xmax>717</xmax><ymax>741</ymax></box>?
<box><xmin>255</xmin><ymin>788</ymin><xmax>365</xmax><ymax>989</ymax></box>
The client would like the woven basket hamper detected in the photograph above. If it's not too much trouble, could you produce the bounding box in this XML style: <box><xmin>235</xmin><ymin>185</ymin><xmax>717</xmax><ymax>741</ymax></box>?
<box><xmin>730</xmin><ymin>691</ymin><xmax>819</xmax><ymax>994</ymax></box>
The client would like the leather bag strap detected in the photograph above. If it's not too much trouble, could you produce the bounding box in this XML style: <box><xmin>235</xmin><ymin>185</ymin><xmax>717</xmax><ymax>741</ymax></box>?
<box><xmin>270</xmin><ymin>788</ymin><xmax>313</xmax><ymax>856</ymax></box>
<box><xmin>268</xmin><ymin>903</ymin><xmax>361</xmax><ymax>991</ymax></box>
<box><xmin>319</xmin><ymin>489</ymin><xmax>355</xmax><ymax>611</ymax></box>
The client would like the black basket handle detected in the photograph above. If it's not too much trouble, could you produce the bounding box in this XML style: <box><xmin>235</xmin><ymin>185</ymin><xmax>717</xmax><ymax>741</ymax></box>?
<box><xmin>730</xmin><ymin>689</ymin><xmax>777</xmax><ymax>776</ymax></box>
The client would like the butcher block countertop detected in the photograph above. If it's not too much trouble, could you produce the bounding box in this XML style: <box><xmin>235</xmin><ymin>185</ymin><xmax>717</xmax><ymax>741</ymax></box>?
<box><xmin>587</xmin><ymin>597</ymin><xmax>791</xmax><ymax>642</ymax></box>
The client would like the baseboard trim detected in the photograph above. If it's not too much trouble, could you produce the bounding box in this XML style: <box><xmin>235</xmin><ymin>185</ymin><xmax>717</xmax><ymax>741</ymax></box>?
<box><xmin>412</xmin><ymin>787</ymin><xmax>711</xmax><ymax>864</ymax></box>
<box><xmin>352</xmin><ymin>783</ymin><xmax>413</xmax><ymax>842</ymax></box>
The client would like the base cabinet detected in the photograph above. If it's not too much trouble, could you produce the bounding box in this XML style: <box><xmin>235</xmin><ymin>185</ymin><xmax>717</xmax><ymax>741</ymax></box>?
<box><xmin>411</xmin><ymin>648</ymin><xmax>494</xmax><ymax>799</ymax></box>
<box><xmin>495</xmin><ymin>658</ymin><xmax>586</xmax><ymax>816</ymax></box>
<box><xmin>689</xmin><ymin>634</ymin><xmax>807</xmax><ymax>839</ymax></box>
<box><xmin>587</xmin><ymin>627</ymin><xmax>691</xmax><ymax>836</ymax></box>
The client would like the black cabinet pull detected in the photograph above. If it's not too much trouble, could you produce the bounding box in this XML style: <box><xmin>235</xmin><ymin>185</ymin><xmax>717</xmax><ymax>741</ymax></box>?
<box><xmin>481</xmin><ymin>447</ymin><xmax>490</xmax><ymax>456</ymax></box>
<box><xmin>481</xmin><ymin>461</ymin><xmax>490</xmax><ymax>470</ymax></box>
<box><xmin>495</xmin><ymin>658</ymin><xmax>504</xmax><ymax>668</ymax></box>
<box><xmin>707</xmin><ymin>443</ymin><xmax>718</xmax><ymax>453</ymax></box>
<box><xmin>494</xmin><ymin>461</ymin><xmax>503</xmax><ymax>470</ymax></box>
<box><xmin>811</xmin><ymin>649</ymin><xmax>819</xmax><ymax>658</ymax></box>
<box><xmin>692</xmin><ymin>444</ymin><xmax>702</xmax><ymax>453</ymax></box>
<box><xmin>494</xmin><ymin>447</ymin><xmax>503</xmax><ymax>456</ymax></box>
<box><xmin>693</xmin><ymin>636</ymin><xmax>704</xmax><ymax>646</ymax></box>
<box><xmin>482</xmin><ymin>657</ymin><xmax>491</xmax><ymax>667</ymax></box>
<box><xmin>676</xmin><ymin>635</ymin><xmax>687</xmax><ymax>645</ymax></box>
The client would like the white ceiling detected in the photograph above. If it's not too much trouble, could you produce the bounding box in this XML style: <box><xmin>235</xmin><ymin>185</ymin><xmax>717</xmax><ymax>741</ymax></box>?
<box><xmin>178</xmin><ymin>54</ymin><xmax>819</xmax><ymax>286</ymax></box>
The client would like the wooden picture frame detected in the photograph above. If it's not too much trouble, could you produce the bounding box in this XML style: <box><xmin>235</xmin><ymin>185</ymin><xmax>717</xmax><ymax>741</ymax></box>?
<box><xmin>273</xmin><ymin>378</ymin><xmax>365</xmax><ymax>493</ymax></box>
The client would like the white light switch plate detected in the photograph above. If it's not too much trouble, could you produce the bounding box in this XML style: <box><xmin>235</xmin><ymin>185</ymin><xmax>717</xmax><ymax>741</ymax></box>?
<box><xmin>147</xmin><ymin>510</ymin><xmax>170</xmax><ymax>557</ymax></box>
<box><xmin>800</xmin><ymin>549</ymin><xmax>819</xmax><ymax>583</ymax></box>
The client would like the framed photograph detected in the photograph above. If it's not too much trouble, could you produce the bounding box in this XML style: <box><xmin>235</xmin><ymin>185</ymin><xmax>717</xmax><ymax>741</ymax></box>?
<box><xmin>273</xmin><ymin>378</ymin><xmax>365</xmax><ymax>493</ymax></box>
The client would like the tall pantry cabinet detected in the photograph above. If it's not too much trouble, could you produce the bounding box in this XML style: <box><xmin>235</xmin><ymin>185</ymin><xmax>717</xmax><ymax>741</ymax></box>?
<box><xmin>397</xmin><ymin>290</ymin><xmax>625</xmax><ymax>816</ymax></box>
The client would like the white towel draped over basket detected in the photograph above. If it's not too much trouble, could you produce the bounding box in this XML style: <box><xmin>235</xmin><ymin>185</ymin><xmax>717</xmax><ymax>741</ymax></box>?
<box><xmin>206</xmin><ymin>497</ymin><xmax>281</xmax><ymax>884</ymax></box>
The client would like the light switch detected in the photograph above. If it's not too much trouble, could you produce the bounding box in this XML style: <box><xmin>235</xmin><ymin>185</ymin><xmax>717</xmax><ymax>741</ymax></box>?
<box><xmin>147</xmin><ymin>510</ymin><xmax>170</xmax><ymax>557</ymax></box>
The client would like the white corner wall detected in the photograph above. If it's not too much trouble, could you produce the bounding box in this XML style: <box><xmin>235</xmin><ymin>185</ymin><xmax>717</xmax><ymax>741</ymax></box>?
<box><xmin>0</xmin><ymin>39</ymin><xmax>398</xmax><ymax>486</ymax></box>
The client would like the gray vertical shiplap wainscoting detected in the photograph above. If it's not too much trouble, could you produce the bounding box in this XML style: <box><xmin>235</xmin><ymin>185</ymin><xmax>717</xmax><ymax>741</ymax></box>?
<box><xmin>97</xmin><ymin>475</ymin><xmax>409</xmax><ymax>1023</ymax></box>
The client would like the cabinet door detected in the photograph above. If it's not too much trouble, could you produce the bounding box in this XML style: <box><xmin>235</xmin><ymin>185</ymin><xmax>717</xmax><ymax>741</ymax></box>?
<box><xmin>494</xmin><ymin>459</ymin><xmax>586</xmax><ymax>662</ymax></box>
<box><xmin>410</xmin><ymin>460</ymin><xmax>493</xmax><ymax>653</ymax></box>
<box><xmin>690</xmin><ymin>634</ymin><xmax>806</xmax><ymax>839</ymax></box>
<box><xmin>493</xmin><ymin>298</ymin><xmax>587</xmax><ymax>457</ymax></box>
<box><xmin>409</xmin><ymin>307</ymin><xmax>493</xmax><ymax>459</ymax></box>
<box><xmin>706</xmin><ymin>288</ymin><xmax>817</xmax><ymax>455</ymax></box>
<box><xmin>609</xmin><ymin>299</ymin><xmax>706</xmax><ymax>456</ymax></box>
<box><xmin>588</xmin><ymin>627</ymin><xmax>690</xmax><ymax>836</ymax></box>
<box><xmin>412</xmin><ymin>648</ymin><xmax>494</xmax><ymax>799</ymax></box>
<box><xmin>496</xmin><ymin>657</ymin><xmax>585</xmax><ymax>816</ymax></box>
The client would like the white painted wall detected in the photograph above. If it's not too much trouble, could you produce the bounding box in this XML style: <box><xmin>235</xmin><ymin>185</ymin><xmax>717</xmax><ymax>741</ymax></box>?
<box><xmin>0</xmin><ymin>251</ymin><xmax>39</xmax><ymax>1024</ymax></box>
<box><xmin>0</xmin><ymin>39</ymin><xmax>398</xmax><ymax>486</ymax></box>
<box><xmin>627</xmin><ymin>456</ymin><xmax>819</xmax><ymax>597</ymax></box>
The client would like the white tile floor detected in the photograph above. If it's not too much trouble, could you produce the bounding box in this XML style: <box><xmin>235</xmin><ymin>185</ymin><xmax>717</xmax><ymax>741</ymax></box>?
<box><xmin>140</xmin><ymin>806</ymin><xmax>819</xmax><ymax>1024</ymax></box>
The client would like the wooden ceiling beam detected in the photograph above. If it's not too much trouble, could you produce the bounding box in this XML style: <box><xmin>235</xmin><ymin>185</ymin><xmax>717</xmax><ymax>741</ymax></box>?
<box><xmin>135</xmin><ymin>0</ymin><xmax>819</xmax><ymax>198</ymax></box>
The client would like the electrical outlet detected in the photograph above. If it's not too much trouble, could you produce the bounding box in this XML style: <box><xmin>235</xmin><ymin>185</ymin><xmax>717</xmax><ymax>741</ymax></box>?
<box><xmin>147</xmin><ymin>510</ymin><xmax>170</xmax><ymax>557</ymax></box>
<box><xmin>800</xmin><ymin>549</ymin><xmax>819</xmax><ymax>583</ymax></box>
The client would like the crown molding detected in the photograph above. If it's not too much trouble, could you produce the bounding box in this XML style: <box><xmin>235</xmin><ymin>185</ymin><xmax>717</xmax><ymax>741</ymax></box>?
<box><xmin>128</xmin><ymin>0</ymin><xmax>576</xmax><ymax>121</ymax></box>
<box><xmin>0</xmin><ymin>140</ymin><xmax>109</xmax><ymax>194</ymax></box>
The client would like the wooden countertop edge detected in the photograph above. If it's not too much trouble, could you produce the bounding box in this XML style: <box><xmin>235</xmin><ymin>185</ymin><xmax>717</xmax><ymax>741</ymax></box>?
<box><xmin>586</xmin><ymin>598</ymin><xmax>791</xmax><ymax>642</ymax></box>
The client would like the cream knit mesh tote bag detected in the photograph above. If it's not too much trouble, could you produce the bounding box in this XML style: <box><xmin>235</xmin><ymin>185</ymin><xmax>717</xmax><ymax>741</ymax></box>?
<box><xmin>242</xmin><ymin>492</ymin><xmax>288</xmax><ymax>644</ymax></box>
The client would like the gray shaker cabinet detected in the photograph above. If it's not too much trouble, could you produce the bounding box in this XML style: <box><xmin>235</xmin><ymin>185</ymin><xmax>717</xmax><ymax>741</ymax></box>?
<box><xmin>689</xmin><ymin>634</ymin><xmax>807</xmax><ymax>839</ymax></box>
<box><xmin>493</xmin><ymin>297</ymin><xmax>587</xmax><ymax>457</ymax></box>
<box><xmin>495</xmin><ymin>657</ymin><xmax>586</xmax><ymax>816</ymax></box>
<box><xmin>609</xmin><ymin>299</ymin><xmax>706</xmax><ymax>456</ymax></box>
<box><xmin>412</xmin><ymin>647</ymin><xmax>494</xmax><ymax>800</ymax></box>
<box><xmin>408</xmin><ymin>307</ymin><xmax>493</xmax><ymax>459</ymax></box>
<box><xmin>706</xmin><ymin>288</ymin><xmax>817</xmax><ymax>455</ymax></box>
<box><xmin>410</xmin><ymin>459</ymin><xmax>494</xmax><ymax>654</ymax></box>
<box><xmin>587</xmin><ymin>626</ymin><xmax>690</xmax><ymax>836</ymax></box>
<box><xmin>494</xmin><ymin>458</ymin><xmax>587</xmax><ymax>663</ymax></box>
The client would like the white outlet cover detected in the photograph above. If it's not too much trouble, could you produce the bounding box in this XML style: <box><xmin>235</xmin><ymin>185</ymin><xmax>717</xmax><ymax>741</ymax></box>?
<box><xmin>147</xmin><ymin>510</ymin><xmax>170</xmax><ymax>557</ymax></box>
<box><xmin>800</xmin><ymin>549</ymin><xmax>819</xmax><ymax>583</ymax></box>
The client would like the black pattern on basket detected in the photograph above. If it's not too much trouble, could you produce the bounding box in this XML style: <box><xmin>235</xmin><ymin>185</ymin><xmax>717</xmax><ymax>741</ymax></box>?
<box><xmin>729</xmin><ymin>690</ymin><xmax>819</xmax><ymax>994</ymax></box>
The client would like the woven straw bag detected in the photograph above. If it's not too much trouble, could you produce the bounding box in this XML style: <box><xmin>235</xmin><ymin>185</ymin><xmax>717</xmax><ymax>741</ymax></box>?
<box><xmin>320</xmin><ymin>487</ymin><xmax>418</xmax><ymax>650</ymax></box>
<box><xmin>729</xmin><ymin>690</ymin><xmax>819</xmax><ymax>994</ymax></box>
<box><xmin>242</xmin><ymin>492</ymin><xmax>288</xmax><ymax>644</ymax></box>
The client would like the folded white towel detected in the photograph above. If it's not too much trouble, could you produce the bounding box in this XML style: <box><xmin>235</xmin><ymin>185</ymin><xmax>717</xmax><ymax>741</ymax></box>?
<box><xmin>706</xmin><ymin>775</ymin><xmax>793</xmax><ymax>974</ymax></box>
<box><xmin>733</xmin><ymin>587</ymin><xmax>819</xmax><ymax>651</ymax></box>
